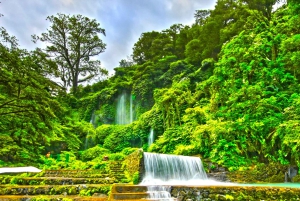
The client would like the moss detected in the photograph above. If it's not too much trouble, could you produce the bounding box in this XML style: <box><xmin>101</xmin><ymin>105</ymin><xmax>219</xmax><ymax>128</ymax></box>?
<box><xmin>122</xmin><ymin>149</ymin><xmax>143</xmax><ymax>183</ymax></box>
<box><xmin>228</xmin><ymin>162</ymin><xmax>287</xmax><ymax>183</ymax></box>
<box><xmin>292</xmin><ymin>174</ymin><xmax>300</xmax><ymax>182</ymax></box>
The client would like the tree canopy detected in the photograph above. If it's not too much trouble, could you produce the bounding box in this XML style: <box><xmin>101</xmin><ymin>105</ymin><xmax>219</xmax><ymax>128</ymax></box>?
<box><xmin>32</xmin><ymin>13</ymin><xmax>108</xmax><ymax>95</ymax></box>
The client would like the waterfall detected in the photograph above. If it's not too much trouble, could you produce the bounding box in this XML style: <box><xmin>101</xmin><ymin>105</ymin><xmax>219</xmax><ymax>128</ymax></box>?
<box><xmin>141</xmin><ymin>152</ymin><xmax>207</xmax><ymax>185</ymax></box>
<box><xmin>116</xmin><ymin>92</ymin><xmax>135</xmax><ymax>125</ymax></box>
<box><xmin>116</xmin><ymin>92</ymin><xmax>128</xmax><ymax>125</ymax></box>
<box><xmin>147</xmin><ymin>185</ymin><xmax>172</xmax><ymax>201</ymax></box>
<box><xmin>141</xmin><ymin>152</ymin><xmax>208</xmax><ymax>200</ymax></box>
<box><xmin>84</xmin><ymin>112</ymin><xmax>96</xmax><ymax>150</ymax></box>
<box><xmin>84</xmin><ymin>131</ymin><xmax>92</xmax><ymax>150</ymax></box>
<box><xmin>148</xmin><ymin>128</ymin><xmax>154</xmax><ymax>147</ymax></box>
<box><xmin>130</xmin><ymin>93</ymin><xmax>133</xmax><ymax>123</ymax></box>
<box><xmin>90</xmin><ymin>111</ymin><xmax>96</xmax><ymax>127</ymax></box>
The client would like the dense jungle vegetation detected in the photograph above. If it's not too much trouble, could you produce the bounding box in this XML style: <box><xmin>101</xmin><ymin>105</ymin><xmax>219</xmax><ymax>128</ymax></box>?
<box><xmin>1</xmin><ymin>0</ymin><xmax>300</xmax><ymax>171</ymax></box>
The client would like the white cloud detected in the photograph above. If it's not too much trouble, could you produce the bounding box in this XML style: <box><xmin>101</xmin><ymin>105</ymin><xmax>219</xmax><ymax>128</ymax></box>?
<box><xmin>1</xmin><ymin>0</ymin><xmax>216</xmax><ymax>75</ymax></box>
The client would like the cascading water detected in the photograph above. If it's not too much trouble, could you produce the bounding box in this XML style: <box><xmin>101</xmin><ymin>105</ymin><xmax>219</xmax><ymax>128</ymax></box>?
<box><xmin>141</xmin><ymin>152</ymin><xmax>208</xmax><ymax>200</ymax></box>
<box><xmin>89</xmin><ymin>111</ymin><xmax>96</xmax><ymax>127</ymax></box>
<box><xmin>148</xmin><ymin>128</ymin><xmax>154</xmax><ymax>147</ymax></box>
<box><xmin>141</xmin><ymin>152</ymin><xmax>207</xmax><ymax>185</ymax></box>
<box><xmin>116</xmin><ymin>93</ymin><xmax>128</xmax><ymax>125</ymax></box>
<box><xmin>116</xmin><ymin>92</ymin><xmax>135</xmax><ymax>125</ymax></box>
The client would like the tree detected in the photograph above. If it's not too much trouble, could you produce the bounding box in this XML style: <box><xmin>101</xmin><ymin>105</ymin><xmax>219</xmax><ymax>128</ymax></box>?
<box><xmin>194</xmin><ymin>10</ymin><xmax>211</xmax><ymax>26</ymax></box>
<box><xmin>32</xmin><ymin>13</ymin><xmax>108</xmax><ymax>95</ymax></box>
<box><xmin>241</xmin><ymin>0</ymin><xmax>281</xmax><ymax>19</ymax></box>
<box><xmin>0</xmin><ymin>28</ymin><xmax>64</xmax><ymax>162</ymax></box>
<box><xmin>132</xmin><ymin>31</ymin><xmax>161</xmax><ymax>64</ymax></box>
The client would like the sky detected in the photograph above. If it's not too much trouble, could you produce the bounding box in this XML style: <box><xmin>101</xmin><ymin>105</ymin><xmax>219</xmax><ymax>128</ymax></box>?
<box><xmin>0</xmin><ymin>0</ymin><xmax>216</xmax><ymax>75</ymax></box>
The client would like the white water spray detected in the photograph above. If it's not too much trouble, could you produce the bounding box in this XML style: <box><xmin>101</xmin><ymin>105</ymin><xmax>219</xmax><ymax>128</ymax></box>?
<box><xmin>141</xmin><ymin>152</ymin><xmax>207</xmax><ymax>185</ymax></box>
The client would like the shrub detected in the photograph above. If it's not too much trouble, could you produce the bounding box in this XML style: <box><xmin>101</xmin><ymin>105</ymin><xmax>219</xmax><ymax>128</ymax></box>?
<box><xmin>121</xmin><ymin>147</ymin><xmax>139</xmax><ymax>155</ymax></box>
<box><xmin>81</xmin><ymin>146</ymin><xmax>110</xmax><ymax>161</ymax></box>
<box><xmin>132</xmin><ymin>172</ymin><xmax>139</xmax><ymax>184</ymax></box>
<box><xmin>108</xmin><ymin>153</ymin><xmax>125</xmax><ymax>161</ymax></box>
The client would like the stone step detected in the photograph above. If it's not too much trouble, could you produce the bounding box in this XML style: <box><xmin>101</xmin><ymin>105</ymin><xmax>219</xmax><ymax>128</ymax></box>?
<box><xmin>0</xmin><ymin>195</ymin><xmax>107</xmax><ymax>201</ymax></box>
<box><xmin>114</xmin><ymin>185</ymin><xmax>148</xmax><ymax>193</ymax></box>
<box><xmin>111</xmin><ymin>192</ymin><xmax>176</xmax><ymax>200</ymax></box>
<box><xmin>111</xmin><ymin>192</ymin><xmax>149</xmax><ymax>200</ymax></box>
<box><xmin>43</xmin><ymin>170</ymin><xmax>111</xmax><ymax>177</ymax></box>
<box><xmin>0</xmin><ymin>177</ymin><xmax>115</xmax><ymax>185</ymax></box>
<box><xmin>43</xmin><ymin>173</ymin><xmax>109</xmax><ymax>178</ymax></box>
<box><xmin>0</xmin><ymin>184</ymin><xmax>111</xmax><ymax>196</ymax></box>
<box><xmin>109</xmin><ymin>184</ymin><xmax>178</xmax><ymax>201</ymax></box>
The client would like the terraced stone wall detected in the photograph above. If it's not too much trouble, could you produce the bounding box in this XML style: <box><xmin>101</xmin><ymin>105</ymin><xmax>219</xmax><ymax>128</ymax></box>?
<box><xmin>122</xmin><ymin>149</ymin><xmax>144</xmax><ymax>184</ymax></box>
<box><xmin>171</xmin><ymin>186</ymin><xmax>300</xmax><ymax>201</ymax></box>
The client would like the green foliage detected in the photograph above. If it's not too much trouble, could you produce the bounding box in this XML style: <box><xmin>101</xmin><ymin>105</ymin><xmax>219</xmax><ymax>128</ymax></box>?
<box><xmin>2</xmin><ymin>0</ymin><xmax>300</xmax><ymax>172</ymax></box>
<box><xmin>121</xmin><ymin>147</ymin><xmax>139</xmax><ymax>155</ymax></box>
<box><xmin>185</xmin><ymin>39</ymin><xmax>202</xmax><ymax>65</ymax></box>
<box><xmin>101</xmin><ymin>124</ymin><xmax>143</xmax><ymax>153</ymax></box>
<box><xmin>150</xmin><ymin>126</ymin><xmax>192</xmax><ymax>154</ymax></box>
<box><xmin>81</xmin><ymin>146</ymin><xmax>110</xmax><ymax>161</ymax></box>
<box><xmin>96</xmin><ymin>104</ymin><xmax>115</xmax><ymax>124</ymax></box>
<box><xmin>210</xmin><ymin>139</ymin><xmax>247</xmax><ymax>169</ymax></box>
<box><xmin>132</xmin><ymin>172</ymin><xmax>139</xmax><ymax>185</ymax></box>
<box><xmin>0</xmin><ymin>27</ymin><xmax>64</xmax><ymax>163</ymax></box>
<box><xmin>108</xmin><ymin>153</ymin><xmax>125</xmax><ymax>161</ymax></box>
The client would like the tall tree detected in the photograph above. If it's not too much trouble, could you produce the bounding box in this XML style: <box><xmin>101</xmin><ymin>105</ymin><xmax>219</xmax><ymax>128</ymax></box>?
<box><xmin>132</xmin><ymin>31</ymin><xmax>161</xmax><ymax>64</ymax></box>
<box><xmin>32</xmin><ymin>13</ymin><xmax>108</xmax><ymax>95</ymax></box>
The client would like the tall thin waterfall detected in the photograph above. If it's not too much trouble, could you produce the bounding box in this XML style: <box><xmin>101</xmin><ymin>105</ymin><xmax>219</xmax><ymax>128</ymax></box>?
<box><xmin>148</xmin><ymin>128</ymin><xmax>154</xmax><ymax>147</ymax></box>
<box><xmin>130</xmin><ymin>93</ymin><xmax>133</xmax><ymax>123</ymax></box>
<box><xmin>84</xmin><ymin>131</ymin><xmax>93</xmax><ymax>150</ymax></box>
<box><xmin>116</xmin><ymin>93</ymin><xmax>128</xmax><ymax>125</ymax></box>
<box><xmin>84</xmin><ymin>112</ymin><xmax>96</xmax><ymax>150</ymax></box>
<box><xmin>141</xmin><ymin>152</ymin><xmax>207</xmax><ymax>184</ymax></box>
<box><xmin>116</xmin><ymin>92</ymin><xmax>134</xmax><ymax>125</ymax></box>
<box><xmin>90</xmin><ymin>111</ymin><xmax>96</xmax><ymax>127</ymax></box>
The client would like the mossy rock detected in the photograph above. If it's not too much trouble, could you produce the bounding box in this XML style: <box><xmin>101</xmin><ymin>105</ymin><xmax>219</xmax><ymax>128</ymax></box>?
<box><xmin>292</xmin><ymin>174</ymin><xmax>300</xmax><ymax>182</ymax></box>
<box><xmin>266</xmin><ymin>173</ymin><xmax>285</xmax><ymax>183</ymax></box>
<box><xmin>228</xmin><ymin>163</ymin><xmax>288</xmax><ymax>183</ymax></box>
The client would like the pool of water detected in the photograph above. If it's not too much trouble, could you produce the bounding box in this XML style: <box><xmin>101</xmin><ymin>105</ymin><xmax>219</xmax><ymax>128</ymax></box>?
<box><xmin>239</xmin><ymin>182</ymin><xmax>300</xmax><ymax>188</ymax></box>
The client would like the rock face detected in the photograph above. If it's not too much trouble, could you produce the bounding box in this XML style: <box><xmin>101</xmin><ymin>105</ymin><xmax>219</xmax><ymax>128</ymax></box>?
<box><xmin>207</xmin><ymin>171</ymin><xmax>229</xmax><ymax>182</ymax></box>
<box><xmin>286</xmin><ymin>166</ymin><xmax>298</xmax><ymax>182</ymax></box>
<box><xmin>206</xmin><ymin>162</ymin><xmax>299</xmax><ymax>184</ymax></box>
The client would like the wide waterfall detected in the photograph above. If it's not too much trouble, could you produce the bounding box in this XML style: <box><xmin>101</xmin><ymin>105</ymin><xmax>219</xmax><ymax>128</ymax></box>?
<box><xmin>141</xmin><ymin>152</ymin><xmax>207</xmax><ymax>185</ymax></box>
<box><xmin>141</xmin><ymin>152</ymin><xmax>209</xmax><ymax>200</ymax></box>
<box><xmin>116</xmin><ymin>92</ymin><xmax>134</xmax><ymax>125</ymax></box>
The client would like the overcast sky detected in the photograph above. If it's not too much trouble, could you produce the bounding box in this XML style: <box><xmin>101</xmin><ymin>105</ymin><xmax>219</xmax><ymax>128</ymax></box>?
<box><xmin>0</xmin><ymin>0</ymin><xmax>216</xmax><ymax>75</ymax></box>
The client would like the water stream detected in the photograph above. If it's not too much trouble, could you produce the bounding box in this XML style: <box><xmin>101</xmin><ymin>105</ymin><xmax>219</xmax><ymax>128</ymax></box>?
<box><xmin>141</xmin><ymin>152</ymin><xmax>207</xmax><ymax>185</ymax></box>
<box><xmin>141</xmin><ymin>152</ymin><xmax>209</xmax><ymax>200</ymax></box>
